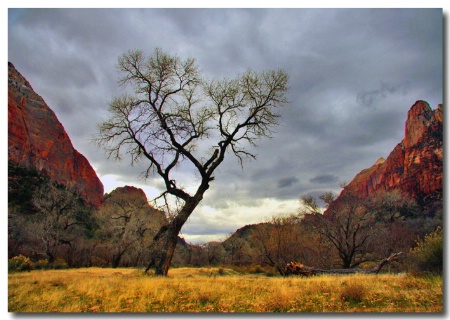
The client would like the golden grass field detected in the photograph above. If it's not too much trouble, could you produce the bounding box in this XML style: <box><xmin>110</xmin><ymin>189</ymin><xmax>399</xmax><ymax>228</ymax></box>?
<box><xmin>8</xmin><ymin>267</ymin><xmax>442</xmax><ymax>313</ymax></box>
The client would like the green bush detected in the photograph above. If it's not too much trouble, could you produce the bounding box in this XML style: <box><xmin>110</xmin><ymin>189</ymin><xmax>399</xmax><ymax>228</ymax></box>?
<box><xmin>409</xmin><ymin>226</ymin><xmax>443</xmax><ymax>275</ymax></box>
<box><xmin>8</xmin><ymin>255</ymin><xmax>34</xmax><ymax>272</ymax></box>
<box><xmin>8</xmin><ymin>255</ymin><xmax>69</xmax><ymax>271</ymax></box>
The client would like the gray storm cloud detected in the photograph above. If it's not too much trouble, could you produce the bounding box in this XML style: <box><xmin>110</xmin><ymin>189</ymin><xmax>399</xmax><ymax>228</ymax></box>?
<box><xmin>8</xmin><ymin>8</ymin><xmax>443</xmax><ymax>243</ymax></box>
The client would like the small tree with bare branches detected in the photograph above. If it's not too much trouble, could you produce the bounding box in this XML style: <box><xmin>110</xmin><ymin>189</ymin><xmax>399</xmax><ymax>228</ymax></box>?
<box><xmin>96</xmin><ymin>48</ymin><xmax>289</xmax><ymax>275</ymax></box>
<box><xmin>301</xmin><ymin>193</ymin><xmax>377</xmax><ymax>269</ymax></box>
<box><xmin>301</xmin><ymin>190</ymin><xmax>418</xmax><ymax>269</ymax></box>
<box><xmin>31</xmin><ymin>181</ymin><xmax>92</xmax><ymax>265</ymax></box>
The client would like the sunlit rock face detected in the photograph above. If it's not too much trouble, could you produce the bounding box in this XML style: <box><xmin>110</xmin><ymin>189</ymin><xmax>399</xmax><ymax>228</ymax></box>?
<box><xmin>8</xmin><ymin>62</ymin><xmax>104</xmax><ymax>207</ymax></box>
<box><xmin>327</xmin><ymin>100</ymin><xmax>443</xmax><ymax>212</ymax></box>
<box><xmin>103</xmin><ymin>185</ymin><xmax>168</xmax><ymax>227</ymax></box>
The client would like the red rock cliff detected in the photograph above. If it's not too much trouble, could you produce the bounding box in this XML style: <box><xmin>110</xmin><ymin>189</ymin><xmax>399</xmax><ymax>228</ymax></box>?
<box><xmin>328</xmin><ymin>100</ymin><xmax>442</xmax><ymax>210</ymax></box>
<box><xmin>8</xmin><ymin>62</ymin><xmax>104</xmax><ymax>207</ymax></box>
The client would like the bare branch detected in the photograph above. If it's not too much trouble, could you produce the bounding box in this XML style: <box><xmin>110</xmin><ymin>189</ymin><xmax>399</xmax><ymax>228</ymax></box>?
<box><xmin>95</xmin><ymin>48</ymin><xmax>289</xmax><ymax>275</ymax></box>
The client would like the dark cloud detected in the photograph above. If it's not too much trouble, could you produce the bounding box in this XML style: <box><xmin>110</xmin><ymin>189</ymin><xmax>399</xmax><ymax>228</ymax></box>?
<box><xmin>309</xmin><ymin>174</ymin><xmax>339</xmax><ymax>185</ymax></box>
<box><xmin>357</xmin><ymin>81</ymin><xmax>412</xmax><ymax>108</ymax></box>
<box><xmin>7</xmin><ymin>8</ymin><xmax>443</xmax><ymax>243</ymax></box>
<box><xmin>278</xmin><ymin>177</ymin><xmax>299</xmax><ymax>188</ymax></box>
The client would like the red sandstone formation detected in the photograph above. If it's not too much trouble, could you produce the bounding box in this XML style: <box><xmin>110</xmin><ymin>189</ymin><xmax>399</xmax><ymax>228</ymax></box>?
<box><xmin>8</xmin><ymin>62</ymin><xmax>104</xmax><ymax>207</ymax></box>
<box><xmin>328</xmin><ymin>100</ymin><xmax>442</xmax><ymax>211</ymax></box>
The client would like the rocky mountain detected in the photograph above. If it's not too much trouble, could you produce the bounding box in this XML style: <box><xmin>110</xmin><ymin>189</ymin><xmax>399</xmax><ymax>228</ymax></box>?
<box><xmin>223</xmin><ymin>100</ymin><xmax>443</xmax><ymax>257</ymax></box>
<box><xmin>105</xmin><ymin>185</ymin><xmax>150</xmax><ymax>205</ymax></box>
<box><xmin>102</xmin><ymin>186</ymin><xmax>203</xmax><ymax>267</ymax></box>
<box><xmin>103</xmin><ymin>186</ymin><xmax>168</xmax><ymax>227</ymax></box>
<box><xmin>222</xmin><ymin>223</ymin><xmax>266</xmax><ymax>246</ymax></box>
<box><xmin>8</xmin><ymin>62</ymin><xmax>104</xmax><ymax>207</ymax></box>
<box><xmin>327</xmin><ymin>100</ymin><xmax>443</xmax><ymax>212</ymax></box>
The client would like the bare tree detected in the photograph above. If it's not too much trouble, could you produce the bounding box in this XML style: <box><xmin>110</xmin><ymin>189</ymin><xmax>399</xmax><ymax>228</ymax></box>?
<box><xmin>95</xmin><ymin>195</ymin><xmax>157</xmax><ymax>268</ymax></box>
<box><xmin>223</xmin><ymin>234</ymin><xmax>251</xmax><ymax>266</ymax></box>
<box><xmin>96</xmin><ymin>48</ymin><xmax>289</xmax><ymax>275</ymax></box>
<box><xmin>31</xmin><ymin>182</ymin><xmax>92</xmax><ymax>264</ymax></box>
<box><xmin>301</xmin><ymin>193</ymin><xmax>376</xmax><ymax>269</ymax></box>
<box><xmin>251</xmin><ymin>216</ymin><xmax>305</xmax><ymax>275</ymax></box>
<box><xmin>300</xmin><ymin>190</ymin><xmax>418</xmax><ymax>269</ymax></box>
<box><xmin>366</xmin><ymin>190</ymin><xmax>419</xmax><ymax>258</ymax></box>
<box><xmin>204</xmin><ymin>241</ymin><xmax>225</xmax><ymax>266</ymax></box>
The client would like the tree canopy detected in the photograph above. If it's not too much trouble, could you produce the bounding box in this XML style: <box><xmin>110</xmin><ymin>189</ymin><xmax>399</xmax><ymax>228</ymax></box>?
<box><xmin>96</xmin><ymin>48</ymin><xmax>289</xmax><ymax>275</ymax></box>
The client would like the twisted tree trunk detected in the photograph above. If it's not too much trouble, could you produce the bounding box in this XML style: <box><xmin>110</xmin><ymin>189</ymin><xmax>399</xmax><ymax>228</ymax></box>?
<box><xmin>145</xmin><ymin>191</ymin><xmax>206</xmax><ymax>276</ymax></box>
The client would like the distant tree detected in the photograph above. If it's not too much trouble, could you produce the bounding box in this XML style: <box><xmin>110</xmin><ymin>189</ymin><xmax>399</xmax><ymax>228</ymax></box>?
<box><xmin>8</xmin><ymin>163</ymin><xmax>50</xmax><ymax>257</ymax></box>
<box><xmin>204</xmin><ymin>241</ymin><xmax>226</xmax><ymax>266</ymax></box>
<box><xmin>30</xmin><ymin>181</ymin><xmax>94</xmax><ymax>264</ymax></box>
<box><xmin>366</xmin><ymin>190</ymin><xmax>419</xmax><ymax>258</ymax></box>
<box><xmin>301</xmin><ymin>193</ymin><xmax>378</xmax><ymax>269</ymax></box>
<box><xmin>174</xmin><ymin>242</ymin><xmax>206</xmax><ymax>267</ymax></box>
<box><xmin>301</xmin><ymin>190</ymin><xmax>418</xmax><ymax>269</ymax></box>
<box><xmin>94</xmin><ymin>195</ymin><xmax>157</xmax><ymax>268</ymax></box>
<box><xmin>96</xmin><ymin>48</ymin><xmax>289</xmax><ymax>275</ymax></box>
<box><xmin>223</xmin><ymin>233</ymin><xmax>251</xmax><ymax>266</ymax></box>
<box><xmin>8</xmin><ymin>162</ymin><xmax>49</xmax><ymax>215</ymax></box>
<box><xmin>251</xmin><ymin>216</ymin><xmax>305</xmax><ymax>275</ymax></box>
<box><xmin>298</xmin><ymin>220</ymin><xmax>337</xmax><ymax>268</ymax></box>
<box><xmin>408</xmin><ymin>226</ymin><xmax>443</xmax><ymax>275</ymax></box>
<box><xmin>8</xmin><ymin>206</ymin><xmax>29</xmax><ymax>258</ymax></box>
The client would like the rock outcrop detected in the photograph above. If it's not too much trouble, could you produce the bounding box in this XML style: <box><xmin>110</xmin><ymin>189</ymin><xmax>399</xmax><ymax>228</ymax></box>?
<box><xmin>104</xmin><ymin>186</ymin><xmax>168</xmax><ymax>227</ymax></box>
<box><xmin>105</xmin><ymin>186</ymin><xmax>149</xmax><ymax>206</ymax></box>
<box><xmin>328</xmin><ymin>100</ymin><xmax>443</xmax><ymax>211</ymax></box>
<box><xmin>8</xmin><ymin>62</ymin><xmax>104</xmax><ymax>207</ymax></box>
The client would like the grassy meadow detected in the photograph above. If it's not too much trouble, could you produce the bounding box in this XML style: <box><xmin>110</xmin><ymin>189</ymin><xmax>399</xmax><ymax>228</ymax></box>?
<box><xmin>8</xmin><ymin>267</ymin><xmax>442</xmax><ymax>313</ymax></box>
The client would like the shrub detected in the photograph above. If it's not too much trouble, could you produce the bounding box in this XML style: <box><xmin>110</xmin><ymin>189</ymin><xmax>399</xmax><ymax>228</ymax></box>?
<box><xmin>90</xmin><ymin>256</ymin><xmax>108</xmax><ymax>267</ymax></box>
<box><xmin>8</xmin><ymin>255</ymin><xmax>34</xmax><ymax>272</ymax></box>
<box><xmin>264</xmin><ymin>268</ymin><xmax>278</xmax><ymax>277</ymax></box>
<box><xmin>34</xmin><ymin>259</ymin><xmax>50</xmax><ymax>270</ymax></box>
<box><xmin>409</xmin><ymin>226</ymin><xmax>443</xmax><ymax>275</ymax></box>
<box><xmin>217</xmin><ymin>267</ymin><xmax>225</xmax><ymax>275</ymax></box>
<box><xmin>250</xmin><ymin>265</ymin><xmax>264</xmax><ymax>274</ymax></box>
<box><xmin>50</xmin><ymin>258</ymin><xmax>69</xmax><ymax>270</ymax></box>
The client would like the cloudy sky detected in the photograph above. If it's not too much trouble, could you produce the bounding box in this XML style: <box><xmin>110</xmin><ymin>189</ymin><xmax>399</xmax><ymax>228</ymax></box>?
<box><xmin>7</xmin><ymin>7</ymin><xmax>443</xmax><ymax>243</ymax></box>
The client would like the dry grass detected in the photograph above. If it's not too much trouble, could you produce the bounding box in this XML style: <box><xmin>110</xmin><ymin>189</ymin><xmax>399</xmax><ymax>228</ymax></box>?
<box><xmin>8</xmin><ymin>267</ymin><xmax>442</xmax><ymax>313</ymax></box>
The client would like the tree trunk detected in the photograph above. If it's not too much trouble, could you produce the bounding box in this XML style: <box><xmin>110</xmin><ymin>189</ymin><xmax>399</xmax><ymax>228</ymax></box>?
<box><xmin>112</xmin><ymin>251</ymin><xmax>124</xmax><ymax>268</ymax></box>
<box><xmin>47</xmin><ymin>251</ymin><xmax>55</xmax><ymax>264</ymax></box>
<box><xmin>46</xmin><ymin>242</ymin><xmax>55</xmax><ymax>264</ymax></box>
<box><xmin>153</xmin><ymin>227</ymin><xmax>178</xmax><ymax>275</ymax></box>
<box><xmin>146</xmin><ymin>190</ymin><xmax>206</xmax><ymax>276</ymax></box>
<box><xmin>342</xmin><ymin>258</ymin><xmax>351</xmax><ymax>269</ymax></box>
<box><xmin>285</xmin><ymin>252</ymin><xmax>403</xmax><ymax>276</ymax></box>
